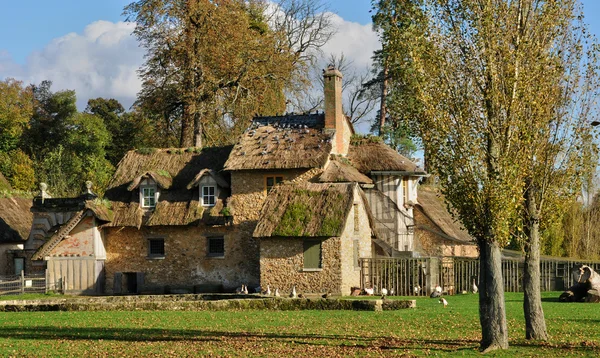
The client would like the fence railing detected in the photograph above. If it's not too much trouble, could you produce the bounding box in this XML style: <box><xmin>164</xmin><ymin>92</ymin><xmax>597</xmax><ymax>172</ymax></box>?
<box><xmin>0</xmin><ymin>271</ymin><xmax>47</xmax><ymax>296</ymax></box>
<box><xmin>359</xmin><ymin>256</ymin><xmax>600</xmax><ymax>296</ymax></box>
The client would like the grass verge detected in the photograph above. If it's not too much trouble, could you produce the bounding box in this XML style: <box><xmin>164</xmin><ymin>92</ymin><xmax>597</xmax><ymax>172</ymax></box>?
<box><xmin>0</xmin><ymin>291</ymin><xmax>598</xmax><ymax>356</ymax></box>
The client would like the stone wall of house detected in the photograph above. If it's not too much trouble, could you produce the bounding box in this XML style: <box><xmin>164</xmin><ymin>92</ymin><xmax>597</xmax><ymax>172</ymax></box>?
<box><xmin>442</xmin><ymin>243</ymin><xmax>478</xmax><ymax>257</ymax></box>
<box><xmin>229</xmin><ymin>169</ymin><xmax>315</xmax><ymax>223</ymax></box>
<box><xmin>413</xmin><ymin>209</ymin><xmax>477</xmax><ymax>257</ymax></box>
<box><xmin>1</xmin><ymin>243</ymin><xmax>24</xmax><ymax>276</ymax></box>
<box><xmin>228</xmin><ymin>168</ymin><xmax>319</xmax><ymax>287</ymax></box>
<box><xmin>104</xmin><ymin>225</ymin><xmax>258</xmax><ymax>294</ymax></box>
<box><xmin>260</xmin><ymin>236</ymin><xmax>342</xmax><ymax>295</ymax></box>
<box><xmin>339</xmin><ymin>187</ymin><xmax>373</xmax><ymax>295</ymax></box>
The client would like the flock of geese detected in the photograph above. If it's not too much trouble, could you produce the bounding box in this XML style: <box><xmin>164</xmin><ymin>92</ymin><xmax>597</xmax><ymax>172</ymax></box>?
<box><xmin>236</xmin><ymin>278</ymin><xmax>479</xmax><ymax>306</ymax></box>
<box><xmin>236</xmin><ymin>284</ymin><xmax>331</xmax><ymax>299</ymax></box>
<box><xmin>361</xmin><ymin>278</ymin><xmax>479</xmax><ymax>308</ymax></box>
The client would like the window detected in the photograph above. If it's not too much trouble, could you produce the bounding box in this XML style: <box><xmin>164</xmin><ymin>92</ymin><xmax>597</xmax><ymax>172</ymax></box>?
<box><xmin>141</xmin><ymin>186</ymin><xmax>157</xmax><ymax>208</ymax></box>
<box><xmin>148</xmin><ymin>238</ymin><xmax>165</xmax><ymax>258</ymax></box>
<box><xmin>202</xmin><ymin>185</ymin><xmax>216</xmax><ymax>206</ymax></box>
<box><xmin>14</xmin><ymin>258</ymin><xmax>24</xmax><ymax>275</ymax></box>
<box><xmin>402</xmin><ymin>178</ymin><xmax>409</xmax><ymax>205</ymax></box>
<box><xmin>303</xmin><ymin>239</ymin><xmax>322</xmax><ymax>270</ymax></box>
<box><xmin>353</xmin><ymin>239</ymin><xmax>360</xmax><ymax>269</ymax></box>
<box><xmin>207</xmin><ymin>236</ymin><xmax>225</xmax><ymax>257</ymax></box>
<box><xmin>353</xmin><ymin>203</ymin><xmax>359</xmax><ymax>233</ymax></box>
<box><xmin>265</xmin><ymin>176</ymin><xmax>284</xmax><ymax>192</ymax></box>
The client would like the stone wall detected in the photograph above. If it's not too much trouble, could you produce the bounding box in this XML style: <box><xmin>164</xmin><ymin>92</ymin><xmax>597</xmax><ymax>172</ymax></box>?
<box><xmin>339</xmin><ymin>187</ymin><xmax>373</xmax><ymax>295</ymax></box>
<box><xmin>1</xmin><ymin>243</ymin><xmax>23</xmax><ymax>276</ymax></box>
<box><xmin>104</xmin><ymin>225</ymin><xmax>259</xmax><ymax>294</ymax></box>
<box><xmin>260</xmin><ymin>236</ymin><xmax>342</xmax><ymax>295</ymax></box>
<box><xmin>413</xmin><ymin>209</ymin><xmax>477</xmax><ymax>257</ymax></box>
<box><xmin>229</xmin><ymin>169</ymin><xmax>314</xmax><ymax>223</ymax></box>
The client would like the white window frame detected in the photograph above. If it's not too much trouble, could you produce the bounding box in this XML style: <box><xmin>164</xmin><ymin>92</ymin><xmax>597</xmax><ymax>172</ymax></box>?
<box><xmin>140</xmin><ymin>184</ymin><xmax>157</xmax><ymax>208</ymax></box>
<box><xmin>201</xmin><ymin>185</ymin><xmax>216</xmax><ymax>207</ymax></box>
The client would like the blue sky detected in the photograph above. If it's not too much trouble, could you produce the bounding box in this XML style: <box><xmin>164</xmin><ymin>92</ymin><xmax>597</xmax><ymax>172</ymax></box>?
<box><xmin>0</xmin><ymin>0</ymin><xmax>373</xmax><ymax>64</ymax></box>
<box><xmin>0</xmin><ymin>0</ymin><xmax>597</xmax><ymax>112</ymax></box>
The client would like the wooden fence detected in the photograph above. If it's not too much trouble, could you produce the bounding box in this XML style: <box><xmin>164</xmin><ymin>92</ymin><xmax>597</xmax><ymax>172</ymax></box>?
<box><xmin>359</xmin><ymin>256</ymin><xmax>600</xmax><ymax>296</ymax></box>
<box><xmin>0</xmin><ymin>271</ymin><xmax>47</xmax><ymax>295</ymax></box>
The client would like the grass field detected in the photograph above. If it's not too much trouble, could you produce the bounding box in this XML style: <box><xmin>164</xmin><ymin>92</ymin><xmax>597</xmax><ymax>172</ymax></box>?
<box><xmin>0</xmin><ymin>292</ymin><xmax>598</xmax><ymax>357</ymax></box>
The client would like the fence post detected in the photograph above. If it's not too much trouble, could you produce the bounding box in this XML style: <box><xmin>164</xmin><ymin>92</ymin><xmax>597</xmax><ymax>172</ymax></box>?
<box><xmin>45</xmin><ymin>269</ymin><xmax>49</xmax><ymax>294</ymax></box>
<box><xmin>20</xmin><ymin>270</ymin><xmax>25</xmax><ymax>294</ymax></box>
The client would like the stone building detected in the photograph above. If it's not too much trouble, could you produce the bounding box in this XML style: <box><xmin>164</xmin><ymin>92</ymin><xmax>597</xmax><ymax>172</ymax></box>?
<box><xmin>0</xmin><ymin>193</ymin><xmax>32</xmax><ymax>276</ymax></box>
<box><xmin>20</xmin><ymin>66</ymin><xmax>474</xmax><ymax>295</ymax></box>
<box><xmin>413</xmin><ymin>186</ymin><xmax>477</xmax><ymax>257</ymax></box>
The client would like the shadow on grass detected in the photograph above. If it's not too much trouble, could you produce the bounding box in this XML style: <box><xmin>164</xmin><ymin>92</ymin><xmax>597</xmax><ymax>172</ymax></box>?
<box><xmin>541</xmin><ymin>297</ymin><xmax>561</xmax><ymax>303</ymax></box>
<box><xmin>0</xmin><ymin>326</ymin><xmax>597</xmax><ymax>354</ymax></box>
<box><xmin>0</xmin><ymin>325</ymin><xmax>481</xmax><ymax>352</ymax></box>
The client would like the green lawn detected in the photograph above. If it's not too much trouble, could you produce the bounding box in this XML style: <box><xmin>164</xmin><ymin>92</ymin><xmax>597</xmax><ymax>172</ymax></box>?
<box><xmin>0</xmin><ymin>292</ymin><xmax>598</xmax><ymax>357</ymax></box>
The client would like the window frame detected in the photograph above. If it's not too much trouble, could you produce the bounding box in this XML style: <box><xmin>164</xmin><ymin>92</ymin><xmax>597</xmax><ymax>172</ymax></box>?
<box><xmin>207</xmin><ymin>236</ymin><xmax>225</xmax><ymax>258</ymax></box>
<box><xmin>140</xmin><ymin>183</ymin><xmax>158</xmax><ymax>208</ymax></box>
<box><xmin>402</xmin><ymin>177</ymin><xmax>409</xmax><ymax>205</ymax></box>
<box><xmin>303</xmin><ymin>239</ymin><xmax>322</xmax><ymax>271</ymax></box>
<box><xmin>201</xmin><ymin>185</ymin><xmax>217</xmax><ymax>207</ymax></box>
<box><xmin>147</xmin><ymin>238</ymin><xmax>165</xmax><ymax>259</ymax></box>
<box><xmin>265</xmin><ymin>175</ymin><xmax>284</xmax><ymax>193</ymax></box>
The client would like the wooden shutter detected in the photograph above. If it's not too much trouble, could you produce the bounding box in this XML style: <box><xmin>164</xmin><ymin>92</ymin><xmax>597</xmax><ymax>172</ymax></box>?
<box><xmin>113</xmin><ymin>272</ymin><xmax>122</xmax><ymax>294</ymax></box>
<box><xmin>136</xmin><ymin>272</ymin><xmax>145</xmax><ymax>294</ymax></box>
<box><xmin>303</xmin><ymin>239</ymin><xmax>322</xmax><ymax>269</ymax></box>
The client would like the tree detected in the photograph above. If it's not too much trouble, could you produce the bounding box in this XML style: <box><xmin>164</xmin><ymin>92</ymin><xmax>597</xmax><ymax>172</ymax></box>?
<box><xmin>86</xmin><ymin>98</ymin><xmax>157</xmax><ymax>166</ymax></box>
<box><xmin>125</xmin><ymin>0</ymin><xmax>333</xmax><ymax>147</ymax></box>
<box><xmin>0</xmin><ymin>79</ymin><xmax>33</xmax><ymax>153</ymax></box>
<box><xmin>403</xmin><ymin>0</ymin><xmax>600</xmax><ymax>350</ymax></box>
<box><xmin>22</xmin><ymin>81</ymin><xmax>77</xmax><ymax>159</ymax></box>
<box><xmin>369</xmin><ymin>0</ymin><xmax>425</xmax><ymax>160</ymax></box>
<box><xmin>497</xmin><ymin>0</ymin><xmax>599</xmax><ymax>341</ymax></box>
<box><xmin>38</xmin><ymin>113</ymin><xmax>113</xmax><ymax>196</ymax></box>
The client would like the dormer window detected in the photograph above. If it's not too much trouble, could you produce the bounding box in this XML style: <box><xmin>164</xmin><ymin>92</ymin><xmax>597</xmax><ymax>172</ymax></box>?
<box><xmin>202</xmin><ymin>185</ymin><xmax>216</xmax><ymax>207</ymax></box>
<box><xmin>142</xmin><ymin>187</ymin><xmax>156</xmax><ymax>207</ymax></box>
<box><xmin>139</xmin><ymin>178</ymin><xmax>158</xmax><ymax>208</ymax></box>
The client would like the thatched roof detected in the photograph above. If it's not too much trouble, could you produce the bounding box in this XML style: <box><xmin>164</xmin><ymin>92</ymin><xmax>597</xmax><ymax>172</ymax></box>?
<box><xmin>127</xmin><ymin>171</ymin><xmax>173</xmax><ymax>191</ymax></box>
<box><xmin>104</xmin><ymin>146</ymin><xmax>232</xmax><ymax>227</ymax></box>
<box><xmin>187</xmin><ymin>169</ymin><xmax>229</xmax><ymax>189</ymax></box>
<box><xmin>224</xmin><ymin>114</ymin><xmax>332</xmax><ymax>171</ymax></box>
<box><xmin>253</xmin><ymin>182</ymin><xmax>355</xmax><ymax>238</ymax></box>
<box><xmin>0</xmin><ymin>197</ymin><xmax>32</xmax><ymax>243</ymax></box>
<box><xmin>415</xmin><ymin>186</ymin><xmax>473</xmax><ymax>244</ymax></box>
<box><xmin>348</xmin><ymin>139</ymin><xmax>426</xmax><ymax>174</ymax></box>
<box><xmin>318</xmin><ymin>156</ymin><xmax>373</xmax><ymax>184</ymax></box>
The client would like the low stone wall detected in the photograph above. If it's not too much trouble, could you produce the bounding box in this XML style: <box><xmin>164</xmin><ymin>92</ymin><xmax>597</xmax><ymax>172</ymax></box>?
<box><xmin>0</xmin><ymin>295</ymin><xmax>416</xmax><ymax>312</ymax></box>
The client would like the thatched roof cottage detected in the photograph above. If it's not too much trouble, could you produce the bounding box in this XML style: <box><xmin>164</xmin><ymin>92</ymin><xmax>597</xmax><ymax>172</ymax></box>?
<box><xmin>0</xmin><ymin>195</ymin><xmax>32</xmax><ymax>276</ymax></box>
<box><xmin>21</xmin><ymin>66</ymin><xmax>475</xmax><ymax>295</ymax></box>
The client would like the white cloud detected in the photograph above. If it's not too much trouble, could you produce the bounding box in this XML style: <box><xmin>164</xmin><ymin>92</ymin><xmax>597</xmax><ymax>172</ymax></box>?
<box><xmin>0</xmin><ymin>21</ymin><xmax>144</xmax><ymax>110</ymax></box>
<box><xmin>0</xmin><ymin>15</ymin><xmax>379</xmax><ymax>114</ymax></box>
<box><xmin>321</xmin><ymin>13</ymin><xmax>379</xmax><ymax>70</ymax></box>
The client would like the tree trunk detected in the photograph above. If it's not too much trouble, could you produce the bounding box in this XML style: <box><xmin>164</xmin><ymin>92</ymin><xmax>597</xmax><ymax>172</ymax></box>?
<box><xmin>478</xmin><ymin>239</ymin><xmax>509</xmax><ymax>352</ymax></box>
<box><xmin>378</xmin><ymin>59</ymin><xmax>388</xmax><ymax>137</ymax></box>
<box><xmin>522</xmin><ymin>185</ymin><xmax>548</xmax><ymax>340</ymax></box>
<box><xmin>180</xmin><ymin>0</ymin><xmax>197</xmax><ymax>148</ymax></box>
<box><xmin>194</xmin><ymin>114</ymin><xmax>202</xmax><ymax>148</ymax></box>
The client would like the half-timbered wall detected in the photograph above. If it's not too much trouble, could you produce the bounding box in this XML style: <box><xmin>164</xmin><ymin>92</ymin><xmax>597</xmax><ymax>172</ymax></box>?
<box><xmin>369</xmin><ymin>174</ymin><xmax>419</xmax><ymax>253</ymax></box>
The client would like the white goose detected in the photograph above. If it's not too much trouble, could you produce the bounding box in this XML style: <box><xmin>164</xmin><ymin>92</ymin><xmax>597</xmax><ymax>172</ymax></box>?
<box><xmin>290</xmin><ymin>286</ymin><xmax>297</xmax><ymax>298</ymax></box>
<box><xmin>472</xmin><ymin>279</ymin><xmax>478</xmax><ymax>294</ymax></box>
<box><xmin>439</xmin><ymin>297</ymin><xmax>448</xmax><ymax>308</ymax></box>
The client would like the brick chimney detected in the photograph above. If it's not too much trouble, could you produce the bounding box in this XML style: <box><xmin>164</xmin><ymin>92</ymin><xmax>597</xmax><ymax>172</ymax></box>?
<box><xmin>323</xmin><ymin>65</ymin><xmax>348</xmax><ymax>154</ymax></box>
